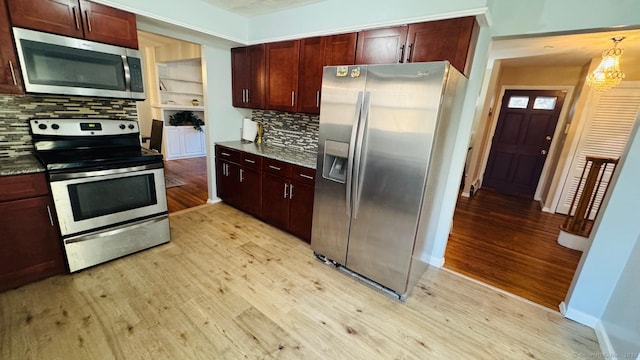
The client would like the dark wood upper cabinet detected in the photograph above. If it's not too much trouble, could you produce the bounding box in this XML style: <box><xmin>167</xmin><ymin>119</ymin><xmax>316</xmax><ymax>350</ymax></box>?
<box><xmin>355</xmin><ymin>26</ymin><xmax>408</xmax><ymax>65</ymax></box>
<box><xmin>297</xmin><ymin>37</ymin><xmax>323</xmax><ymax>114</ymax></box>
<box><xmin>78</xmin><ymin>1</ymin><xmax>138</xmax><ymax>49</ymax></box>
<box><xmin>298</xmin><ymin>33</ymin><xmax>357</xmax><ymax>114</ymax></box>
<box><xmin>404</xmin><ymin>16</ymin><xmax>477</xmax><ymax>75</ymax></box>
<box><xmin>265</xmin><ymin>40</ymin><xmax>299</xmax><ymax>112</ymax></box>
<box><xmin>323</xmin><ymin>33</ymin><xmax>357</xmax><ymax>66</ymax></box>
<box><xmin>6</xmin><ymin>0</ymin><xmax>138</xmax><ymax>49</ymax></box>
<box><xmin>0</xmin><ymin>0</ymin><xmax>23</xmax><ymax>94</ymax></box>
<box><xmin>231</xmin><ymin>44</ymin><xmax>265</xmax><ymax>109</ymax></box>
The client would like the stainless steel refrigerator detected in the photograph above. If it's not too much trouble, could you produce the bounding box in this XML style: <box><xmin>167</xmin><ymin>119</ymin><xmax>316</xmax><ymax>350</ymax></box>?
<box><xmin>311</xmin><ymin>62</ymin><xmax>467</xmax><ymax>300</ymax></box>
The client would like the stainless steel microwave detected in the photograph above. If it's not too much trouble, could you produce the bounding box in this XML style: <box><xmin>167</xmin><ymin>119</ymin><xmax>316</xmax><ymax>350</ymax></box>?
<box><xmin>12</xmin><ymin>27</ymin><xmax>145</xmax><ymax>100</ymax></box>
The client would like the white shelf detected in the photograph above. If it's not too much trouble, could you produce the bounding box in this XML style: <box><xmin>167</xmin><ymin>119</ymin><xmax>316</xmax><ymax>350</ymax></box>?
<box><xmin>160</xmin><ymin>90</ymin><xmax>203</xmax><ymax>96</ymax></box>
<box><xmin>153</xmin><ymin>104</ymin><xmax>205</xmax><ymax>111</ymax></box>
<box><xmin>159</xmin><ymin>77</ymin><xmax>202</xmax><ymax>84</ymax></box>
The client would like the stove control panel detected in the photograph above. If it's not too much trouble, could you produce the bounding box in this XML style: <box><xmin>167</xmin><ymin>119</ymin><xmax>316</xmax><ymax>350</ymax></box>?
<box><xmin>30</xmin><ymin>119</ymin><xmax>140</xmax><ymax>136</ymax></box>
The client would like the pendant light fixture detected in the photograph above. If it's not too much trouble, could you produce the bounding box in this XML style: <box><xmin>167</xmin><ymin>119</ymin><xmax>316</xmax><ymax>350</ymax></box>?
<box><xmin>586</xmin><ymin>37</ymin><xmax>626</xmax><ymax>92</ymax></box>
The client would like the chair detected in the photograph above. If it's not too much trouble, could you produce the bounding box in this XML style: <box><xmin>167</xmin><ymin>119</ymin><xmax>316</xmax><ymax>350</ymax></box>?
<box><xmin>142</xmin><ymin>119</ymin><xmax>164</xmax><ymax>153</ymax></box>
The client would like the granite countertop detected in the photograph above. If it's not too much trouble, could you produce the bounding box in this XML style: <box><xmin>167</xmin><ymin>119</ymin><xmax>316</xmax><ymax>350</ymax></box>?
<box><xmin>216</xmin><ymin>141</ymin><xmax>317</xmax><ymax>169</ymax></box>
<box><xmin>0</xmin><ymin>154</ymin><xmax>45</xmax><ymax>176</ymax></box>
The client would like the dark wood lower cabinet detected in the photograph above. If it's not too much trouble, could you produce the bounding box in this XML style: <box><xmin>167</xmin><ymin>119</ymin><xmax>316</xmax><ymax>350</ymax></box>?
<box><xmin>262</xmin><ymin>172</ymin><xmax>290</xmax><ymax>229</ymax></box>
<box><xmin>215</xmin><ymin>145</ymin><xmax>315</xmax><ymax>242</ymax></box>
<box><xmin>0</xmin><ymin>173</ymin><xmax>65</xmax><ymax>293</ymax></box>
<box><xmin>288</xmin><ymin>180</ymin><xmax>314</xmax><ymax>242</ymax></box>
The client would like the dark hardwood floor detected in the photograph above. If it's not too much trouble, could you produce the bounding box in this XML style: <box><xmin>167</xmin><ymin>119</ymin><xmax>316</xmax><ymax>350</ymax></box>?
<box><xmin>164</xmin><ymin>157</ymin><xmax>208</xmax><ymax>213</ymax></box>
<box><xmin>445</xmin><ymin>189</ymin><xmax>583</xmax><ymax>310</ymax></box>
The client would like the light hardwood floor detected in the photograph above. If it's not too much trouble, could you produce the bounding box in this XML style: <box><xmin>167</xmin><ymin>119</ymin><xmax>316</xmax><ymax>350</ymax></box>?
<box><xmin>0</xmin><ymin>203</ymin><xmax>599</xmax><ymax>359</ymax></box>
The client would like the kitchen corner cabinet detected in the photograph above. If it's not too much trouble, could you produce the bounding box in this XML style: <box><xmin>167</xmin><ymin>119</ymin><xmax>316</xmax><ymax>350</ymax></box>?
<box><xmin>231</xmin><ymin>44</ymin><xmax>265</xmax><ymax>109</ymax></box>
<box><xmin>165</xmin><ymin>125</ymin><xmax>206</xmax><ymax>160</ymax></box>
<box><xmin>265</xmin><ymin>40</ymin><xmax>299</xmax><ymax>112</ymax></box>
<box><xmin>298</xmin><ymin>33</ymin><xmax>357</xmax><ymax>114</ymax></box>
<box><xmin>0</xmin><ymin>0</ymin><xmax>23</xmax><ymax>94</ymax></box>
<box><xmin>6</xmin><ymin>0</ymin><xmax>138</xmax><ymax>49</ymax></box>
<box><xmin>0</xmin><ymin>173</ymin><xmax>65</xmax><ymax>293</ymax></box>
<box><xmin>404</xmin><ymin>17</ymin><xmax>477</xmax><ymax>75</ymax></box>
<box><xmin>355</xmin><ymin>17</ymin><xmax>477</xmax><ymax>76</ymax></box>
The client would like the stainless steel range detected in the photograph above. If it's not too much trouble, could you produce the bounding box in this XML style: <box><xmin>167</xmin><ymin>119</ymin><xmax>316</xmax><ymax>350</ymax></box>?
<box><xmin>30</xmin><ymin>118</ymin><xmax>170</xmax><ymax>272</ymax></box>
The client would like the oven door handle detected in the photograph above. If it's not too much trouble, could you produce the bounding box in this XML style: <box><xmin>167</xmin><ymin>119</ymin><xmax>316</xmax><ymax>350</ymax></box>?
<box><xmin>64</xmin><ymin>215</ymin><xmax>168</xmax><ymax>244</ymax></box>
<box><xmin>49</xmin><ymin>163</ymin><xmax>163</xmax><ymax>181</ymax></box>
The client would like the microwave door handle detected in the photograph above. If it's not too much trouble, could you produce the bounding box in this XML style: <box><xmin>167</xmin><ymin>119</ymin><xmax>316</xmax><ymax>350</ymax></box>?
<box><xmin>346</xmin><ymin>91</ymin><xmax>364</xmax><ymax>217</ymax></box>
<box><xmin>352</xmin><ymin>91</ymin><xmax>370</xmax><ymax>219</ymax></box>
<box><xmin>122</xmin><ymin>55</ymin><xmax>131</xmax><ymax>91</ymax></box>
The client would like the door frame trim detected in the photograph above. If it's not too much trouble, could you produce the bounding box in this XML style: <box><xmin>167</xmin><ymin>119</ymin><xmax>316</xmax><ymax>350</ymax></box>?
<box><xmin>478</xmin><ymin>85</ymin><xmax>574</xmax><ymax>201</ymax></box>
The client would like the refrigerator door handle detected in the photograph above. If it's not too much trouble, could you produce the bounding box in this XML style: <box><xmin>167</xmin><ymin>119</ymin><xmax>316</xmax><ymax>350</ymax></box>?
<box><xmin>352</xmin><ymin>91</ymin><xmax>371</xmax><ymax>219</ymax></box>
<box><xmin>346</xmin><ymin>91</ymin><xmax>364</xmax><ymax>216</ymax></box>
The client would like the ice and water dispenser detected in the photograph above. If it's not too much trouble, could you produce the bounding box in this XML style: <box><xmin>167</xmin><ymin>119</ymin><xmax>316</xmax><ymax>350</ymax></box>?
<box><xmin>322</xmin><ymin>140</ymin><xmax>349</xmax><ymax>183</ymax></box>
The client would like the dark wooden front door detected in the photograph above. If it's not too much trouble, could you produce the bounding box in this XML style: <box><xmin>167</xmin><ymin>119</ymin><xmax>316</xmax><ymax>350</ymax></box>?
<box><xmin>483</xmin><ymin>89</ymin><xmax>566</xmax><ymax>197</ymax></box>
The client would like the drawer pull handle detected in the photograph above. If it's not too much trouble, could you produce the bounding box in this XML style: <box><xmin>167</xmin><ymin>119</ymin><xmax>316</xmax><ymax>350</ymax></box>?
<box><xmin>269</xmin><ymin>165</ymin><xmax>281</xmax><ymax>171</ymax></box>
<box><xmin>221</xmin><ymin>152</ymin><xmax>231</xmax><ymax>156</ymax></box>
<box><xmin>244</xmin><ymin>159</ymin><xmax>256</xmax><ymax>163</ymax></box>
<box><xmin>299</xmin><ymin>174</ymin><xmax>314</xmax><ymax>180</ymax></box>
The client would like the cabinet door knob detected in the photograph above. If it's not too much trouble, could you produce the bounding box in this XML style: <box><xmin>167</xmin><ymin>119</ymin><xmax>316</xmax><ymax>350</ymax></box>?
<box><xmin>541</xmin><ymin>149</ymin><xmax>547</xmax><ymax>155</ymax></box>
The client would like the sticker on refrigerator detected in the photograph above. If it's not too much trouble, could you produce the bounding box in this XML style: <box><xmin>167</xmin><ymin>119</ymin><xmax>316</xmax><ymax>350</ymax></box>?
<box><xmin>336</xmin><ymin>66</ymin><xmax>348</xmax><ymax>77</ymax></box>
<box><xmin>351</xmin><ymin>67</ymin><xmax>361</xmax><ymax>78</ymax></box>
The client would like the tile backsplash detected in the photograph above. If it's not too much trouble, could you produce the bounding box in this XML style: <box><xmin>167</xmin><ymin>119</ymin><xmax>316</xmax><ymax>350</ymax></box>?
<box><xmin>0</xmin><ymin>95</ymin><xmax>137</xmax><ymax>158</ymax></box>
<box><xmin>251</xmin><ymin>110</ymin><xmax>319</xmax><ymax>152</ymax></box>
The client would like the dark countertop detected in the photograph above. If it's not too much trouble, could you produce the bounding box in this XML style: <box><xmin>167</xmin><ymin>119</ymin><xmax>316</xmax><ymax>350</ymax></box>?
<box><xmin>216</xmin><ymin>141</ymin><xmax>317</xmax><ymax>169</ymax></box>
<box><xmin>0</xmin><ymin>154</ymin><xmax>45</xmax><ymax>176</ymax></box>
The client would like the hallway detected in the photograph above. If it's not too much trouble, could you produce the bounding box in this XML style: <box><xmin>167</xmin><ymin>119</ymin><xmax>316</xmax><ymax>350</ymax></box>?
<box><xmin>445</xmin><ymin>189</ymin><xmax>583</xmax><ymax>310</ymax></box>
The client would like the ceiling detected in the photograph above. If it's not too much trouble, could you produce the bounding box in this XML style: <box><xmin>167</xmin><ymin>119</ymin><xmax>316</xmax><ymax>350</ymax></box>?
<box><xmin>200</xmin><ymin>0</ymin><xmax>325</xmax><ymax>17</ymax></box>
<box><xmin>492</xmin><ymin>28</ymin><xmax>640</xmax><ymax>67</ymax></box>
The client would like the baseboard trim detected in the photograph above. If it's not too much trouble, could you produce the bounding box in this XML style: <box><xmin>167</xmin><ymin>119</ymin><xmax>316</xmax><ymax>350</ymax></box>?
<box><xmin>207</xmin><ymin>198</ymin><xmax>221</xmax><ymax>204</ymax></box>
<box><xmin>594</xmin><ymin>320</ymin><xmax>617</xmax><ymax>360</ymax></box>
<box><xmin>562</xmin><ymin>304</ymin><xmax>599</xmax><ymax>328</ymax></box>
<box><xmin>428</xmin><ymin>256</ymin><xmax>444</xmax><ymax>268</ymax></box>
<box><xmin>460</xmin><ymin>191</ymin><xmax>471</xmax><ymax>198</ymax></box>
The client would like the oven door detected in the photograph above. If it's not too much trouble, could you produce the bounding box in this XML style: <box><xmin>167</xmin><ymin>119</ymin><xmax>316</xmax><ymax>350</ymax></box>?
<box><xmin>49</xmin><ymin>164</ymin><xmax>167</xmax><ymax>237</ymax></box>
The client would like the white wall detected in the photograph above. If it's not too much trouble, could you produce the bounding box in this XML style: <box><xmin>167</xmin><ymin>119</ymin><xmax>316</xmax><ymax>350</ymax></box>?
<box><xmin>600</xmin><ymin>234</ymin><xmax>640</xmax><ymax>357</ymax></box>
<box><xmin>248</xmin><ymin>0</ymin><xmax>488</xmax><ymax>42</ymax></box>
<box><xmin>564</xmin><ymin>114</ymin><xmax>640</xmax><ymax>325</ymax></box>
<box><xmin>92</xmin><ymin>0</ymin><xmax>248</xmax><ymax>43</ymax></box>
<box><xmin>488</xmin><ymin>0</ymin><xmax>640</xmax><ymax>37</ymax></box>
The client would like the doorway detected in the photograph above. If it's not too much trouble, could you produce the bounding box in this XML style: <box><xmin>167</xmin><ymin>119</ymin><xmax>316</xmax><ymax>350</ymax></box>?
<box><xmin>482</xmin><ymin>89</ymin><xmax>566</xmax><ymax>198</ymax></box>
<box><xmin>137</xmin><ymin>30</ymin><xmax>210</xmax><ymax>213</ymax></box>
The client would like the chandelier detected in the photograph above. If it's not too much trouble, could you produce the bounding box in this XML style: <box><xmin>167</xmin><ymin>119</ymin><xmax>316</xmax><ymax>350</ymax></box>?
<box><xmin>586</xmin><ymin>37</ymin><xmax>626</xmax><ymax>92</ymax></box>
